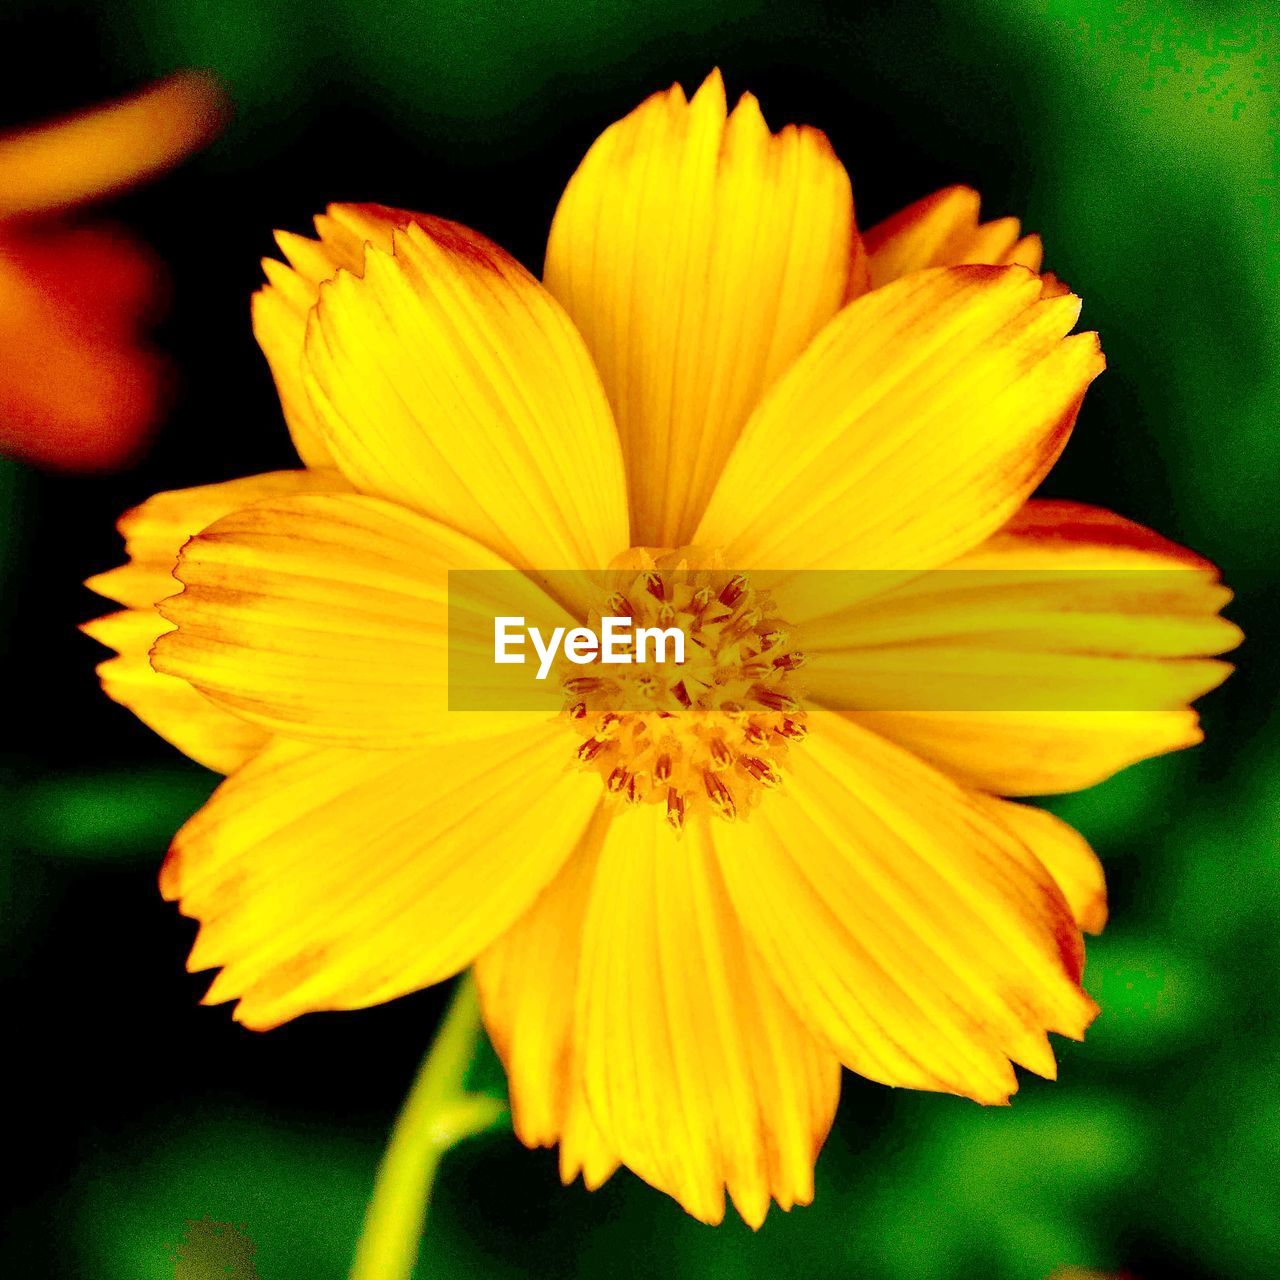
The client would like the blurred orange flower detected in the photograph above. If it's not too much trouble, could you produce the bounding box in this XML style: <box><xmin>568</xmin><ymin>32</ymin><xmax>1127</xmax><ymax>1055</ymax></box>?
<box><xmin>0</xmin><ymin>72</ymin><xmax>223</xmax><ymax>469</ymax></box>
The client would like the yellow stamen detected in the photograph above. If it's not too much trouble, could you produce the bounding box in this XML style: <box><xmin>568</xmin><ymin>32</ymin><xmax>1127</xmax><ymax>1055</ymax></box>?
<box><xmin>559</xmin><ymin>550</ymin><xmax>808</xmax><ymax>828</ymax></box>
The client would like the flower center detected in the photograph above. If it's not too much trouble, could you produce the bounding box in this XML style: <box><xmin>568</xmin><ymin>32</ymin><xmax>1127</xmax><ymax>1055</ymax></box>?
<box><xmin>559</xmin><ymin>549</ymin><xmax>807</xmax><ymax>830</ymax></box>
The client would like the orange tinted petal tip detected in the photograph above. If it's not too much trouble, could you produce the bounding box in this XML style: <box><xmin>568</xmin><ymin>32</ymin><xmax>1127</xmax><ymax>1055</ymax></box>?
<box><xmin>638</xmin><ymin>68</ymin><xmax>726</xmax><ymax>121</ymax></box>
<box><xmin>947</xmin><ymin>261</ymin><xmax>1046</xmax><ymax>293</ymax></box>
<box><xmin>1084</xmin><ymin>990</ymin><xmax>1104</xmax><ymax>1027</ymax></box>
<box><xmin>271</xmin><ymin>227</ymin><xmax>333</xmax><ymax>275</ymax></box>
<box><xmin>230</xmin><ymin>1007</ymin><xmax>279</xmax><ymax>1033</ymax></box>
<box><xmin>1057</xmin><ymin>991</ymin><xmax>1103</xmax><ymax>1044</ymax></box>
<box><xmin>558</xmin><ymin>1153</ymin><xmax>615</xmax><ymax>1193</ymax></box>
<box><xmin>969</xmin><ymin>1068</ymin><xmax>1018</xmax><ymax>1107</ymax></box>
<box><xmin>1081</xmin><ymin>894</ymin><xmax>1109</xmax><ymax>935</ymax></box>
<box><xmin>1028</xmin><ymin>1041</ymin><xmax>1059</xmax><ymax>1082</ymax></box>
<box><xmin>157</xmin><ymin>858</ymin><xmax>178</xmax><ymax>903</ymax></box>
<box><xmin>78</xmin><ymin>614</ymin><xmax>112</xmax><ymax>645</ymax></box>
<box><xmin>259</xmin><ymin>254</ymin><xmax>294</xmax><ymax>285</ymax></box>
<box><xmin>732</xmin><ymin>1190</ymin><xmax>770</xmax><ymax>1232</ymax></box>
<box><xmin>1015</xmin><ymin>231</ymin><xmax>1044</xmax><ymax>261</ymax></box>
<box><xmin>185</xmin><ymin>928</ymin><xmax>224</xmax><ymax>975</ymax></box>
<box><xmin>198</xmin><ymin>983</ymin><xmax>226</xmax><ymax>1009</ymax></box>
<box><xmin>862</xmin><ymin>183</ymin><xmax>981</xmax><ymax>251</ymax></box>
<box><xmin>692</xmin><ymin>66</ymin><xmax>727</xmax><ymax>105</ymax></box>
<box><xmin>969</xmin><ymin>1085</ymin><xmax>1016</xmax><ymax>1108</ymax></box>
<box><xmin>865</xmin><ymin>184</ymin><xmax>1049</xmax><ymax>288</ymax></box>
<box><xmin>203</xmin><ymin>967</ymin><xmax>262</xmax><ymax>1019</ymax></box>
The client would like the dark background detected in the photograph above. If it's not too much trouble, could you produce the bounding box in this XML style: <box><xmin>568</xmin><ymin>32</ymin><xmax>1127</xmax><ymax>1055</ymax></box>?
<box><xmin>1</xmin><ymin>1</ymin><xmax>1276</xmax><ymax>1276</ymax></box>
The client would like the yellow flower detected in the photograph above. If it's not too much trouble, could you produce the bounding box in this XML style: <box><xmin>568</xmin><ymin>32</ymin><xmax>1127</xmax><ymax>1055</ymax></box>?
<box><xmin>85</xmin><ymin>71</ymin><xmax>1238</xmax><ymax>1227</ymax></box>
<box><xmin>0</xmin><ymin>72</ymin><xmax>223</xmax><ymax>468</ymax></box>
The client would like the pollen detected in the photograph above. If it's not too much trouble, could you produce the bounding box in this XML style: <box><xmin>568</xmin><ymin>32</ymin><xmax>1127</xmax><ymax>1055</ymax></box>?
<box><xmin>559</xmin><ymin>550</ymin><xmax>808</xmax><ymax>830</ymax></box>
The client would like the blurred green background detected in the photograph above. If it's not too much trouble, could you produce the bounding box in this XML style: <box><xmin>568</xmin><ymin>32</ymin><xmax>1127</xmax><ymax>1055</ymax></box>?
<box><xmin>1</xmin><ymin>0</ymin><xmax>1275</xmax><ymax>1276</ymax></box>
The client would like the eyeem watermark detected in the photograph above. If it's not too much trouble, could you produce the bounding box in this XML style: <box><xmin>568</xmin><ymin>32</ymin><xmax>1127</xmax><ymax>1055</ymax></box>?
<box><xmin>447</xmin><ymin>566</ymin><xmax>1234</xmax><ymax>712</ymax></box>
<box><xmin>494</xmin><ymin>615</ymin><xmax>686</xmax><ymax>680</ymax></box>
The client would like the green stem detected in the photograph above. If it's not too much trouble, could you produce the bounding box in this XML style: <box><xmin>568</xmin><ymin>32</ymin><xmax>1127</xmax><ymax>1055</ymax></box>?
<box><xmin>349</xmin><ymin>974</ymin><xmax>504</xmax><ymax>1280</ymax></box>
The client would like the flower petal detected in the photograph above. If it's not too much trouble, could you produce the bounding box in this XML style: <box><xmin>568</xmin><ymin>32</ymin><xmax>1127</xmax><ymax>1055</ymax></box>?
<box><xmin>848</xmin><ymin>709</ymin><xmax>1207</xmax><ymax>796</ymax></box>
<box><xmin>0</xmin><ymin>71</ymin><xmax>224</xmax><ymax>217</ymax></box>
<box><xmin>544</xmin><ymin>69</ymin><xmax>859</xmax><ymax>547</ymax></box>
<box><xmin>827</xmin><ymin>501</ymin><xmax>1239</xmax><ymax>794</ymax></box>
<box><xmin>82</xmin><ymin>609</ymin><xmax>268</xmax><ymax>773</ymax></box>
<box><xmin>983</xmin><ymin>798</ymin><xmax>1108</xmax><ymax>934</ymax></box>
<box><xmin>575</xmin><ymin>802</ymin><xmax>841</xmax><ymax>1227</ymax></box>
<box><xmin>164</xmin><ymin>724</ymin><xmax>600</xmax><ymax>1030</ymax></box>
<box><xmin>712</xmin><ymin>710</ymin><xmax>1097</xmax><ymax>1104</ymax></box>
<box><xmin>253</xmin><ymin>204</ymin><xmax>441</xmax><ymax>467</ymax></box>
<box><xmin>155</xmin><ymin>492</ymin><xmax>571</xmax><ymax>746</ymax></box>
<box><xmin>302</xmin><ymin>219</ymin><xmax>628</xmax><ymax>573</ymax></box>
<box><xmin>695</xmin><ymin>266</ymin><xmax>1104</xmax><ymax>573</ymax></box>
<box><xmin>474</xmin><ymin>809</ymin><xmax>618</xmax><ymax>1191</ymax></box>
<box><xmin>84</xmin><ymin>471</ymin><xmax>349</xmax><ymax>771</ymax></box>
<box><xmin>86</xmin><ymin>468</ymin><xmax>351</xmax><ymax>608</ymax></box>
<box><xmin>799</xmin><ymin>500</ymin><xmax>1238</xmax><ymax>714</ymax></box>
<box><xmin>864</xmin><ymin>185</ymin><xmax>1043</xmax><ymax>288</ymax></box>
<box><xmin>955</xmin><ymin>498</ymin><xmax>1239</xmax><ymax>574</ymax></box>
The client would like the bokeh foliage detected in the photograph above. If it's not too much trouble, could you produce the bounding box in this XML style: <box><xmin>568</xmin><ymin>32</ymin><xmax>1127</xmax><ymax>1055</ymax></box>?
<box><xmin>1</xmin><ymin>1</ymin><xmax>1275</xmax><ymax>1277</ymax></box>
